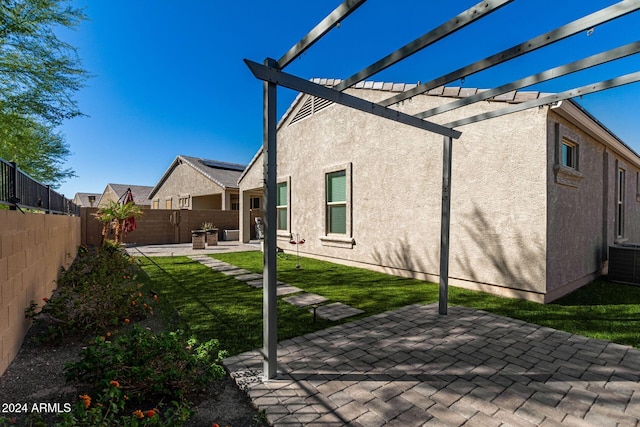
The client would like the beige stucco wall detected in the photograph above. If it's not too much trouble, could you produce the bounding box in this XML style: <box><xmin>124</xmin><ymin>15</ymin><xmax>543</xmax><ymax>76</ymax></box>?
<box><xmin>0</xmin><ymin>210</ymin><xmax>79</xmax><ymax>375</ymax></box>
<box><xmin>97</xmin><ymin>187</ymin><xmax>119</xmax><ymax>207</ymax></box>
<box><xmin>150</xmin><ymin>162</ymin><xmax>239</xmax><ymax>210</ymax></box>
<box><xmin>241</xmin><ymin>88</ymin><xmax>549</xmax><ymax>301</ymax></box>
<box><xmin>546</xmin><ymin>109</ymin><xmax>640</xmax><ymax>301</ymax></box>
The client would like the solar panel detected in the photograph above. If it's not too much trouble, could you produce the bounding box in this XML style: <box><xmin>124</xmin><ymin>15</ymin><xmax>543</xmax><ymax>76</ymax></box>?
<box><xmin>199</xmin><ymin>159</ymin><xmax>246</xmax><ymax>171</ymax></box>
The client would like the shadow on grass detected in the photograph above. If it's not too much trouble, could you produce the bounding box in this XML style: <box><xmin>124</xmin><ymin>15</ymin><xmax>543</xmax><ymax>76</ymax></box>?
<box><xmin>139</xmin><ymin>256</ymin><xmax>335</xmax><ymax>356</ymax></box>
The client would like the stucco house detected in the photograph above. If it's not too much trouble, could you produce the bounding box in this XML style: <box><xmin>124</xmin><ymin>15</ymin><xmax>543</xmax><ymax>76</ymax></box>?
<box><xmin>239</xmin><ymin>80</ymin><xmax>640</xmax><ymax>303</ymax></box>
<box><xmin>97</xmin><ymin>184</ymin><xmax>153</xmax><ymax>208</ymax></box>
<box><xmin>72</xmin><ymin>192</ymin><xmax>101</xmax><ymax>208</ymax></box>
<box><xmin>148</xmin><ymin>155</ymin><xmax>248</xmax><ymax>211</ymax></box>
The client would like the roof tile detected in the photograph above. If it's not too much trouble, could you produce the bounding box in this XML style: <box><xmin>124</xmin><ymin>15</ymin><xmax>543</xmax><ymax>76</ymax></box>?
<box><xmin>443</xmin><ymin>87</ymin><xmax>461</xmax><ymax>97</ymax></box>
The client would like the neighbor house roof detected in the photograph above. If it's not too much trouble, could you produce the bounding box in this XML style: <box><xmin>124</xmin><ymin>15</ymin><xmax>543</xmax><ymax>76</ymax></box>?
<box><xmin>100</xmin><ymin>184</ymin><xmax>153</xmax><ymax>206</ymax></box>
<box><xmin>148</xmin><ymin>155</ymin><xmax>247</xmax><ymax>199</ymax></box>
<box><xmin>73</xmin><ymin>192</ymin><xmax>101</xmax><ymax>207</ymax></box>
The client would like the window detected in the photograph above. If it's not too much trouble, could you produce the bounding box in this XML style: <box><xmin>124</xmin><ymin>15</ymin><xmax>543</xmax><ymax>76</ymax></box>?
<box><xmin>276</xmin><ymin>182</ymin><xmax>288</xmax><ymax>231</ymax></box>
<box><xmin>617</xmin><ymin>168</ymin><xmax>625</xmax><ymax>238</ymax></box>
<box><xmin>165</xmin><ymin>199</ymin><xmax>172</xmax><ymax>209</ymax></box>
<box><xmin>152</xmin><ymin>200</ymin><xmax>159</xmax><ymax>209</ymax></box>
<box><xmin>326</xmin><ymin>170</ymin><xmax>347</xmax><ymax>234</ymax></box>
<box><xmin>553</xmin><ymin>129</ymin><xmax>583</xmax><ymax>188</ymax></box>
<box><xmin>250</xmin><ymin>197</ymin><xmax>260</xmax><ymax>209</ymax></box>
<box><xmin>561</xmin><ymin>140</ymin><xmax>577</xmax><ymax>169</ymax></box>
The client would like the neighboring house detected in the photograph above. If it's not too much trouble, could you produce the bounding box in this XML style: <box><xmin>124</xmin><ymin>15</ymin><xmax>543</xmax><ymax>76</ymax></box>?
<box><xmin>72</xmin><ymin>192</ymin><xmax>101</xmax><ymax>208</ymax></box>
<box><xmin>148</xmin><ymin>155</ymin><xmax>248</xmax><ymax>211</ymax></box>
<box><xmin>97</xmin><ymin>184</ymin><xmax>153</xmax><ymax>208</ymax></box>
<box><xmin>239</xmin><ymin>80</ymin><xmax>640</xmax><ymax>303</ymax></box>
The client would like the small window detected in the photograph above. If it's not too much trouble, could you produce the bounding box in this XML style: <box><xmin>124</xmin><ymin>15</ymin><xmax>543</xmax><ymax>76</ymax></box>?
<box><xmin>250</xmin><ymin>197</ymin><xmax>260</xmax><ymax>209</ymax></box>
<box><xmin>276</xmin><ymin>182</ymin><xmax>288</xmax><ymax>231</ymax></box>
<box><xmin>617</xmin><ymin>168</ymin><xmax>626</xmax><ymax>238</ymax></box>
<box><xmin>561</xmin><ymin>140</ymin><xmax>577</xmax><ymax>169</ymax></box>
<box><xmin>152</xmin><ymin>200</ymin><xmax>159</xmax><ymax>209</ymax></box>
<box><xmin>326</xmin><ymin>170</ymin><xmax>347</xmax><ymax>234</ymax></box>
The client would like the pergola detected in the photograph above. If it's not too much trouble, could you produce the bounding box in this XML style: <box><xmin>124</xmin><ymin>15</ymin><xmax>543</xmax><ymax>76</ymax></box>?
<box><xmin>245</xmin><ymin>0</ymin><xmax>640</xmax><ymax>379</ymax></box>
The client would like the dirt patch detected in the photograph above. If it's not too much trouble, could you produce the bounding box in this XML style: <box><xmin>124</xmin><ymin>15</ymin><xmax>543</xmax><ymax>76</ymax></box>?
<box><xmin>0</xmin><ymin>319</ymin><xmax>265</xmax><ymax>426</ymax></box>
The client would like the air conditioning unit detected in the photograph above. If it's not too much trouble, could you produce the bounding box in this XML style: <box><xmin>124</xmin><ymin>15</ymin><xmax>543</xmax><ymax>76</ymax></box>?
<box><xmin>608</xmin><ymin>244</ymin><xmax>640</xmax><ymax>285</ymax></box>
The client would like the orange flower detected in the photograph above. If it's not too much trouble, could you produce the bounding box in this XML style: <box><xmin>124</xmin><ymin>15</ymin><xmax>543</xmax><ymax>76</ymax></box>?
<box><xmin>131</xmin><ymin>301</ymin><xmax>136</xmax><ymax>306</ymax></box>
<box><xmin>132</xmin><ymin>409</ymin><xmax>144</xmax><ymax>419</ymax></box>
<box><xmin>106</xmin><ymin>331</ymin><xmax>112</xmax><ymax>337</ymax></box>
<box><xmin>145</xmin><ymin>409</ymin><xmax>156</xmax><ymax>418</ymax></box>
<box><xmin>124</xmin><ymin>318</ymin><xmax>130</xmax><ymax>324</ymax></box>
<box><xmin>110</xmin><ymin>380</ymin><xmax>120</xmax><ymax>388</ymax></box>
<box><xmin>79</xmin><ymin>394</ymin><xmax>91</xmax><ymax>408</ymax></box>
<box><xmin>212</xmin><ymin>424</ymin><xmax>220</xmax><ymax>427</ymax></box>
<box><xmin>153</xmin><ymin>295</ymin><xmax>159</xmax><ymax>302</ymax></box>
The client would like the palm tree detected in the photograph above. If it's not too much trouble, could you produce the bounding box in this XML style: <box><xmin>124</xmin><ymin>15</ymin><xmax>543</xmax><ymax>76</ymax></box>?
<box><xmin>95</xmin><ymin>201</ymin><xmax>143</xmax><ymax>245</ymax></box>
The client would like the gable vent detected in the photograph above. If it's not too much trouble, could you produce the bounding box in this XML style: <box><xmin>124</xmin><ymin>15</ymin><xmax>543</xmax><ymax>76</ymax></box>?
<box><xmin>289</xmin><ymin>96</ymin><xmax>334</xmax><ymax>125</ymax></box>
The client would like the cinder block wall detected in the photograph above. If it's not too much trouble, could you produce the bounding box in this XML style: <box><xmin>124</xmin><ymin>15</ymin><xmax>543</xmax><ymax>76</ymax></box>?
<box><xmin>81</xmin><ymin>208</ymin><xmax>240</xmax><ymax>246</ymax></box>
<box><xmin>0</xmin><ymin>210</ymin><xmax>80</xmax><ymax>375</ymax></box>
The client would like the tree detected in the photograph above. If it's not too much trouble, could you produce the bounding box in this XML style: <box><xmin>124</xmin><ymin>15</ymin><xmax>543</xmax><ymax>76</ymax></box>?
<box><xmin>95</xmin><ymin>201</ymin><xmax>143</xmax><ymax>245</ymax></box>
<box><xmin>0</xmin><ymin>113</ymin><xmax>75</xmax><ymax>184</ymax></box>
<box><xmin>0</xmin><ymin>0</ymin><xmax>89</xmax><ymax>187</ymax></box>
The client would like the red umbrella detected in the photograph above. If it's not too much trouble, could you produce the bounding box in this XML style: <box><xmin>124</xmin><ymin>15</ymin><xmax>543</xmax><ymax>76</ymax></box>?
<box><xmin>123</xmin><ymin>189</ymin><xmax>137</xmax><ymax>236</ymax></box>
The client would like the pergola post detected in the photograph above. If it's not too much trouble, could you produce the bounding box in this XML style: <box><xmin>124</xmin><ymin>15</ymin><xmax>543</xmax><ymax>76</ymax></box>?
<box><xmin>439</xmin><ymin>136</ymin><xmax>453</xmax><ymax>315</ymax></box>
<box><xmin>262</xmin><ymin>58</ymin><xmax>278</xmax><ymax>380</ymax></box>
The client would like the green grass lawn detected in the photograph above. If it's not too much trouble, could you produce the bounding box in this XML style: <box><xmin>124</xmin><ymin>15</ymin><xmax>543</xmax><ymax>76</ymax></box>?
<box><xmin>139</xmin><ymin>251</ymin><xmax>640</xmax><ymax>356</ymax></box>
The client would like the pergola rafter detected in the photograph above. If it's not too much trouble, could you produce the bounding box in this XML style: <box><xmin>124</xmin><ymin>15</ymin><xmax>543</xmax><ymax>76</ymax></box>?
<box><xmin>249</xmin><ymin>0</ymin><xmax>640</xmax><ymax>380</ymax></box>
<box><xmin>332</xmin><ymin>0</ymin><xmax>514</xmax><ymax>92</ymax></box>
<box><xmin>379</xmin><ymin>0</ymin><xmax>640</xmax><ymax>107</ymax></box>
<box><xmin>417</xmin><ymin>41</ymin><xmax>640</xmax><ymax>119</ymax></box>
<box><xmin>445</xmin><ymin>70</ymin><xmax>640</xmax><ymax>128</ymax></box>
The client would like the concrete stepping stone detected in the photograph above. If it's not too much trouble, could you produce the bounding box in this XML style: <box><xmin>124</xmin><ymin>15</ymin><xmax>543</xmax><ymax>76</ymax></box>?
<box><xmin>246</xmin><ymin>279</ymin><xmax>285</xmax><ymax>288</ymax></box>
<box><xmin>283</xmin><ymin>293</ymin><xmax>328</xmax><ymax>307</ymax></box>
<box><xmin>311</xmin><ymin>302</ymin><xmax>364</xmax><ymax>321</ymax></box>
<box><xmin>276</xmin><ymin>285</ymin><xmax>302</xmax><ymax>296</ymax></box>
<box><xmin>220</xmin><ymin>268</ymin><xmax>252</xmax><ymax>276</ymax></box>
<box><xmin>234</xmin><ymin>273</ymin><xmax>263</xmax><ymax>282</ymax></box>
<box><xmin>213</xmin><ymin>264</ymin><xmax>245</xmax><ymax>272</ymax></box>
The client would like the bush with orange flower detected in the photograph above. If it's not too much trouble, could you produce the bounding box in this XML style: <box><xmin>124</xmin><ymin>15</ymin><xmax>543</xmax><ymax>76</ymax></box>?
<box><xmin>25</xmin><ymin>246</ymin><xmax>156</xmax><ymax>344</ymax></box>
<box><xmin>64</xmin><ymin>325</ymin><xmax>227</xmax><ymax>425</ymax></box>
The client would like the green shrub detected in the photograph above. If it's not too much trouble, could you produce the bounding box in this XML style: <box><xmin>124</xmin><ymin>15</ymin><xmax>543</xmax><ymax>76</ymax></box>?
<box><xmin>65</xmin><ymin>326</ymin><xmax>227</xmax><ymax>414</ymax></box>
<box><xmin>25</xmin><ymin>246</ymin><xmax>156</xmax><ymax>343</ymax></box>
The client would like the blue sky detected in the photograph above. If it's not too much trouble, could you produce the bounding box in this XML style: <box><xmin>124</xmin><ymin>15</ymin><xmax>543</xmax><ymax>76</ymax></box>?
<box><xmin>57</xmin><ymin>0</ymin><xmax>640</xmax><ymax>198</ymax></box>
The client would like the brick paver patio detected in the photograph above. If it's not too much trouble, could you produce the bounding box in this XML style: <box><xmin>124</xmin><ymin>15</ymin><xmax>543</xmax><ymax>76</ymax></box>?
<box><xmin>225</xmin><ymin>303</ymin><xmax>640</xmax><ymax>426</ymax></box>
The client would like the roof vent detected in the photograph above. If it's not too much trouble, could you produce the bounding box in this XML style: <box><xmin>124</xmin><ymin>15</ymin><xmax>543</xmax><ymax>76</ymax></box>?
<box><xmin>289</xmin><ymin>96</ymin><xmax>334</xmax><ymax>125</ymax></box>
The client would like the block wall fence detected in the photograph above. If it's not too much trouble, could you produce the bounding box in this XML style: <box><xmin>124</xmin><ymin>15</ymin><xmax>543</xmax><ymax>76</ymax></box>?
<box><xmin>1</xmin><ymin>207</ymin><xmax>240</xmax><ymax>375</ymax></box>
<box><xmin>0</xmin><ymin>210</ymin><xmax>80</xmax><ymax>375</ymax></box>
<box><xmin>81</xmin><ymin>208</ymin><xmax>240</xmax><ymax>246</ymax></box>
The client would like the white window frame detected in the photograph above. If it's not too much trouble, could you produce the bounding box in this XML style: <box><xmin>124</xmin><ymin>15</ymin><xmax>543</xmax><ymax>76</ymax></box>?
<box><xmin>617</xmin><ymin>167</ymin><xmax>626</xmax><ymax>239</ymax></box>
<box><xmin>553</xmin><ymin>124</ymin><xmax>584</xmax><ymax>188</ymax></box>
<box><xmin>276</xmin><ymin>178</ymin><xmax>291</xmax><ymax>235</ymax></box>
<box><xmin>561</xmin><ymin>139</ymin><xmax>578</xmax><ymax>169</ymax></box>
<box><xmin>321</xmin><ymin>163</ymin><xmax>354</xmax><ymax>248</ymax></box>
